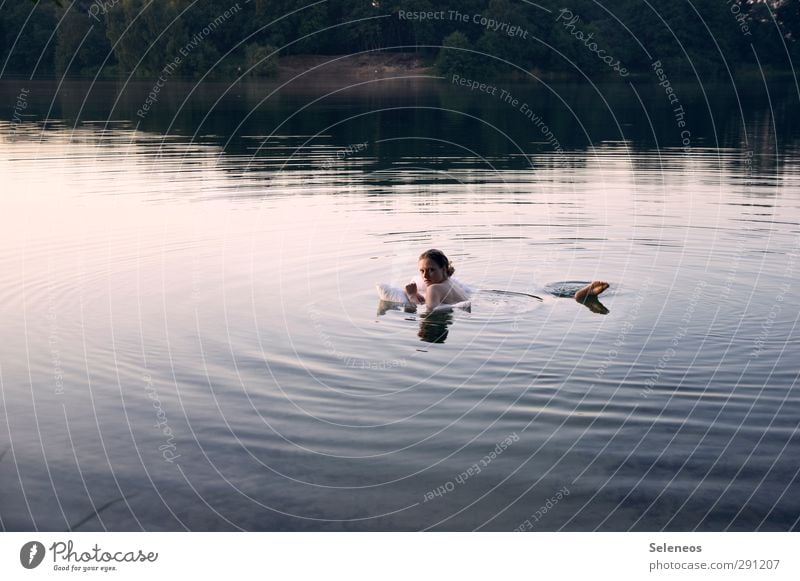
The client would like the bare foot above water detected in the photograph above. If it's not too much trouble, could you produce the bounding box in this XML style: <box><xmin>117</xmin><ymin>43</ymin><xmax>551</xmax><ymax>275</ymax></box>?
<box><xmin>574</xmin><ymin>281</ymin><xmax>610</xmax><ymax>302</ymax></box>
<box><xmin>574</xmin><ymin>281</ymin><xmax>610</xmax><ymax>314</ymax></box>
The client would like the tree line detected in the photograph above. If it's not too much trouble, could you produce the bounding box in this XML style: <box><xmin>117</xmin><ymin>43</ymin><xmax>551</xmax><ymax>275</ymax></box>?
<box><xmin>2</xmin><ymin>0</ymin><xmax>798</xmax><ymax>79</ymax></box>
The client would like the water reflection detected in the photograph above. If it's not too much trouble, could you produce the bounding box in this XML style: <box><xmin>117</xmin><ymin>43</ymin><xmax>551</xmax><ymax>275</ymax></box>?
<box><xmin>375</xmin><ymin>301</ymin><xmax>458</xmax><ymax>344</ymax></box>
<box><xmin>2</xmin><ymin>78</ymin><xmax>797</xmax><ymax>174</ymax></box>
<box><xmin>577</xmin><ymin>295</ymin><xmax>610</xmax><ymax>315</ymax></box>
<box><xmin>417</xmin><ymin>309</ymin><xmax>456</xmax><ymax>344</ymax></box>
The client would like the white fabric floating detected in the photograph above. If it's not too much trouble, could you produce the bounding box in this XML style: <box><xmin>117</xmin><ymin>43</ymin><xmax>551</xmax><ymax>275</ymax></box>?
<box><xmin>376</xmin><ymin>277</ymin><xmax>473</xmax><ymax>310</ymax></box>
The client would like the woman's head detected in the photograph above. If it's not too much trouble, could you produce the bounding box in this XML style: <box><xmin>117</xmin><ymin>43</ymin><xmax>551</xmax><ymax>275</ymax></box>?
<box><xmin>418</xmin><ymin>249</ymin><xmax>454</xmax><ymax>285</ymax></box>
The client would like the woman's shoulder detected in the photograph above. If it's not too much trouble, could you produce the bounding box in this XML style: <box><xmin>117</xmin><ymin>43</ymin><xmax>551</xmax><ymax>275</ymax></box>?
<box><xmin>425</xmin><ymin>281</ymin><xmax>451</xmax><ymax>297</ymax></box>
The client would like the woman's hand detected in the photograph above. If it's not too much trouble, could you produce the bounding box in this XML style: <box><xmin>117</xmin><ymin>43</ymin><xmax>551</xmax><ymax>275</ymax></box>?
<box><xmin>405</xmin><ymin>283</ymin><xmax>424</xmax><ymax>304</ymax></box>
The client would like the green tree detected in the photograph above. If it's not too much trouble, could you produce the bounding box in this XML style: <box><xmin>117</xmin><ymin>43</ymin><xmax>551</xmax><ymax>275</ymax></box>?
<box><xmin>774</xmin><ymin>0</ymin><xmax>800</xmax><ymax>62</ymax></box>
<box><xmin>472</xmin><ymin>0</ymin><xmax>542</xmax><ymax>75</ymax></box>
<box><xmin>435</xmin><ymin>31</ymin><xmax>485</xmax><ymax>77</ymax></box>
<box><xmin>104</xmin><ymin>0</ymin><xmax>227</xmax><ymax>77</ymax></box>
<box><xmin>1</xmin><ymin>0</ymin><xmax>57</xmax><ymax>75</ymax></box>
<box><xmin>55</xmin><ymin>3</ymin><xmax>115</xmax><ymax>76</ymax></box>
<box><xmin>328</xmin><ymin>0</ymin><xmax>383</xmax><ymax>53</ymax></box>
<box><xmin>244</xmin><ymin>43</ymin><xmax>278</xmax><ymax>76</ymax></box>
<box><xmin>104</xmin><ymin>0</ymin><xmax>176</xmax><ymax>76</ymax></box>
<box><xmin>13</xmin><ymin>0</ymin><xmax>800</xmax><ymax>79</ymax></box>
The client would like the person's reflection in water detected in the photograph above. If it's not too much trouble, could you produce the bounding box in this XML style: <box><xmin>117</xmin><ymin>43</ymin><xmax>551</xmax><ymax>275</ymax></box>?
<box><xmin>377</xmin><ymin>300</ymin><xmax>417</xmax><ymax>316</ymax></box>
<box><xmin>417</xmin><ymin>309</ymin><xmax>454</xmax><ymax>343</ymax></box>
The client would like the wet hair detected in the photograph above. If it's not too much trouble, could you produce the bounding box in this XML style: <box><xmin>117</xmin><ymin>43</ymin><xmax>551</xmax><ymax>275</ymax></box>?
<box><xmin>419</xmin><ymin>249</ymin><xmax>455</xmax><ymax>277</ymax></box>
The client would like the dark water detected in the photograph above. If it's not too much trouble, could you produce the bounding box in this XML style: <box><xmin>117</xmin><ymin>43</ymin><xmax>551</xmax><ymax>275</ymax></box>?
<box><xmin>1</xmin><ymin>77</ymin><xmax>799</xmax><ymax>531</ymax></box>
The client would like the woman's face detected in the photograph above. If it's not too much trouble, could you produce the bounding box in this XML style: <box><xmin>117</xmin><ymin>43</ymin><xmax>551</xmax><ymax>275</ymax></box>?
<box><xmin>419</xmin><ymin>258</ymin><xmax>446</xmax><ymax>285</ymax></box>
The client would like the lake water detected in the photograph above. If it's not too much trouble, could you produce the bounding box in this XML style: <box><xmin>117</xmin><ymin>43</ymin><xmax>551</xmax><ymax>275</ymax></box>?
<box><xmin>1</xmin><ymin>77</ymin><xmax>798</xmax><ymax>531</ymax></box>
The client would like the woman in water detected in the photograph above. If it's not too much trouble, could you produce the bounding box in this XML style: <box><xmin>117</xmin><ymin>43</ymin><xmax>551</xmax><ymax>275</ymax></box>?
<box><xmin>404</xmin><ymin>249</ymin><xmax>469</xmax><ymax>309</ymax></box>
<box><xmin>404</xmin><ymin>249</ymin><xmax>609</xmax><ymax>310</ymax></box>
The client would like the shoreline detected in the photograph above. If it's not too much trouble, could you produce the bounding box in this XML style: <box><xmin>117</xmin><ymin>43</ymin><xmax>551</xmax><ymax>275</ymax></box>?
<box><xmin>275</xmin><ymin>53</ymin><xmax>434</xmax><ymax>80</ymax></box>
<box><xmin>1</xmin><ymin>52</ymin><xmax>797</xmax><ymax>84</ymax></box>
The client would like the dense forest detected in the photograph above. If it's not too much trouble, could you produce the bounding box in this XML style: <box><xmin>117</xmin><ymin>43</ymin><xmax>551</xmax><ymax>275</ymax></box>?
<box><xmin>1</xmin><ymin>0</ymin><xmax>798</xmax><ymax>79</ymax></box>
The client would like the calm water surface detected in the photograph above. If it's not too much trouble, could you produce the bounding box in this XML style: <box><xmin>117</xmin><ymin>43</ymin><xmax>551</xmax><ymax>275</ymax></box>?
<box><xmin>1</xmin><ymin>78</ymin><xmax>799</xmax><ymax>531</ymax></box>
